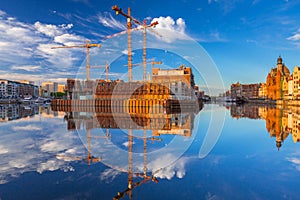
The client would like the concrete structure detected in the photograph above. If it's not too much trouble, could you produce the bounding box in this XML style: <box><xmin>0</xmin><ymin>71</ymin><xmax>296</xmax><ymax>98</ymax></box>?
<box><xmin>266</xmin><ymin>56</ymin><xmax>290</xmax><ymax>100</ymax></box>
<box><xmin>152</xmin><ymin>65</ymin><xmax>195</xmax><ymax>100</ymax></box>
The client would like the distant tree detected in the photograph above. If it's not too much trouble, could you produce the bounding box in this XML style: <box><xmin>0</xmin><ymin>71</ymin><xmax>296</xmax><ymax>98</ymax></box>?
<box><xmin>50</xmin><ymin>92</ymin><xmax>66</xmax><ymax>98</ymax></box>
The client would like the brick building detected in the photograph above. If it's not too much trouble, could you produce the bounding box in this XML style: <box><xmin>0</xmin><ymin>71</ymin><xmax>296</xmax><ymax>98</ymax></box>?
<box><xmin>230</xmin><ymin>82</ymin><xmax>261</xmax><ymax>100</ymax></box>
<box><xmin>266</xmin><ymin>56</ymin><xmax>290</xmax><ymax>100</ymax></box>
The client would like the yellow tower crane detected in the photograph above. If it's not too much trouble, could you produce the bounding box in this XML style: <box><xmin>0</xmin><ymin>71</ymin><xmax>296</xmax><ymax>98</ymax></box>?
<box><xmin>91</xmin><ymin>63</ymin><xmax>110</xmax><ymax>81</ymax></box>
<box><xmin>51</xmin><ymin>40</ymin><xmax>101</xmax><ymax>81</ymax></box>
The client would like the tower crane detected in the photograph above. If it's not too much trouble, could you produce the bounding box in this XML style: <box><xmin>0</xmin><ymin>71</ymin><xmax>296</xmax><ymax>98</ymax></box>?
<box><xmin>91</xmin><ymin>63</ymin><xmax>110</xmax><ymax>81</ymax></box>
<box><xmin>51</xmin><ymin>40</ymin><xmax>101</xmax><ymax>81</ymax></box>
<box><xmin>111</xmin><ymin>5</ymin><xmax>161</xmax><ymax>82</ymax></box>
<box><xmin>124</xmin><ymin>60</ymin><xmax>162</xmax><ymax>81</ymax></box>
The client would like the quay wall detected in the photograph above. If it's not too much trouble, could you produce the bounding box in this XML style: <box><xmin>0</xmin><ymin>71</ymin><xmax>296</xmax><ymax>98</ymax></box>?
<box><xmin>51</xmin><ymin>99</ymin><xmax>201</xmax><ymax>113</ymax></box>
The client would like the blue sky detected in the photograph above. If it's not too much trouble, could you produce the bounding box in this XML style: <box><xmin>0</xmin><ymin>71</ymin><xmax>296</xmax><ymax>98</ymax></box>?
<box><xmin>1</xmin><ymin>0</ymin><xmax>300</xmax><ymax>94</ymax></box>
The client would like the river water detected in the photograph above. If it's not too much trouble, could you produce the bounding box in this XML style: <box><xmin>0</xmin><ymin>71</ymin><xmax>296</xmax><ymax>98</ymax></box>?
<box><xmin>0</xmin><ymin>103</ymin><xmax>299</xmax><ymax>200</ymax></box>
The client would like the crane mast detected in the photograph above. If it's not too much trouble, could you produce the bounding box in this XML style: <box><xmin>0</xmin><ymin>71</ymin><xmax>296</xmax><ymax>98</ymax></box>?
<box><xmin>51</xmin><ymin>40</ymin><xmax>101</xmax><ymax>81</ymax></box>
<box><xmin>112</xmin><ymin>5</ymin><xmax>160</xmax><ymax>82</ymax></box>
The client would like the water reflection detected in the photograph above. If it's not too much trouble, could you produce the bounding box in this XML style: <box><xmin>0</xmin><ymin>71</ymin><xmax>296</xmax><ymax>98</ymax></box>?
<box><xmin>226</xmin><ymin>103</ymin><xmax>300</xmax><ymax>149</ymax></box>
<box><xmin>57</xmin><ymin>105</ymin><xmax>200</xmax><ymax>199</ymax></box>
<box><xmin>0</xmin><ymin>104</ymin><xmax>39</xmax><ymax>121</ymax></box>
<box><xmin>1</xmin><ymin>103</ymin><xmax>300</xmax><ymax>199</ymax></box>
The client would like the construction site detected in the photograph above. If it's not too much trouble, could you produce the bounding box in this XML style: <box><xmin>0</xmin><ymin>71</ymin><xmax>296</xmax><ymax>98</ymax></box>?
<box><xmin>51</xmin><ymin>5</ymin><xmax>203</xmax><ymax>113</ymax></box>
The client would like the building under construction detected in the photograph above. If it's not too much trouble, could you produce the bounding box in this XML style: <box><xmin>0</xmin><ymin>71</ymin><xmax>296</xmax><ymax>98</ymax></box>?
<box><xmin>51</xmin><ymin>65</ymin><xmax>202</xmax><ymax>112</ymax></box>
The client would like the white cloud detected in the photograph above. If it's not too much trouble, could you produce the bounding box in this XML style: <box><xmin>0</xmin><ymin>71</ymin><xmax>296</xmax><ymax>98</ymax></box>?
<box><xmin>150</xmin><ymin>16</ymin><xmax>189</xmax><ymax>43</ymax></box>
<box><xmin>122</xmin><ymin>49</ymin><xmax>128</xmax><ymax>55</ymax></box>
<box><xmin>34</xmin><ymin>21</ymin><xmax>64</xmax><ymax>37</ymax></box>
<box><xmin>0</xmin><ymin>145</ymin><xmax>9</xmax><ymax>154</ymax></box>
<box><xmin>0</xmin><ymin>117</ymin><xmax>85</xmax><ymax>184</ymax></box>
<box><xmin>11</xmin><ymin>65</ymin><xmax>42</xmax><ymax>72</ymax></box>
<box><xmin>100</xmin><ymin>168</ymin><xmax>121</xmax><ymax>182</ymax></box>
<box><xmin>287</xmin><ymin>157</ymin><xmax>300</xmax><ymax>171</ymax></box>
<box><xmin>147</xmin><ymin>154</ymin><xmax>191</xmax><ymax>180</ymax></box>
<box><xmin>0</xmin><ymin>10</ymin><xmax>6</xmax><ymax>16</ymax></box>
<box><xmin>98</xmin><ymin>12</ymin><xmax>126</xmax><ymax>30</ymax></box>
<box><xmin>40</xmin><ymin>140</ymin><xmax>69</xmax><ymax>152</ymax></box>
<box><xmin>0</xmin><ymin>11</ymin><xmax>85</xmax><ymax>82</ymax></box>
<box><xmin>122</xmin><ymin>141</ymin><xmax>135</xmax><ymax>147</ymax></box>
<box><xmin>12</xmin><ymin>125</ymin><xmax>42</xmax><ymax>131</ymax></box>
<box><xmin>287</xmin><ymin>33</ymin><xmax>300</xmax><ymax>41</ymax></box>
<box><xmin>37</xmin><ymin>159</ymin><xmax>74</xmax><ymax>174</ymax></box>
<box><xmin>54</xmin><ymin>33</ymin><xmax>84</xmax><ymax>45</ymax></box>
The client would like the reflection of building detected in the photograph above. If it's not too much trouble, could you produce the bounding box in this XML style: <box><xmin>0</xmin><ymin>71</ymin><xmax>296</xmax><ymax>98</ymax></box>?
<box><xmin>64</xmin><ymin>109</ymin><xmax>195</xmax><ymax>138</ymax></box>
<box><xmin>0</xmin><ymin>104</ymin><xmax>39</xmax><ymax>122</ymax></box>
<box><xmin>229</xmin><ymin>104</ymin><xmax>260</xmax><ymax>119</ymax></box>
<box><xmin>227</xmin><ymin>104</ymin><xmax>300</xmax><ymax>149</ymax></box>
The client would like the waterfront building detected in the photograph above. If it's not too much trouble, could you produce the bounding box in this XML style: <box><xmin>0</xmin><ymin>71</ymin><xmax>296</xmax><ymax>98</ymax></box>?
<box><xmin>230</xmin><ymin>82</ymin><xmax>241</xmax><ymax>99</ymax></box>
<box><xmin>58</xmin><ymin>84</ymin><xmax>66</xmax><ymax>93</ymax></box>
<box><xmin>0</xmin><ymin>79</ymin><xmax>38</xmax><ymax>98</ymax></box>
<box><xmin>266</xmin><ymin>56</ymin><xmax>290</xmax><ymax>100</ymax></box>
<box><xmin>292</xmin><ymin>66</ymin><xmax>300</xmax><ymax>100</ymax></box>
<box><xmin>41</xmin><ymin>82</ymin><xmax>58</xmax><ymax>97</ymax></box>
<box><xmin>258</xmin><ymin>83</ymin><xmax>267</xmax><ymax>99</ymax></box>
<box><xmin>287</xmin><ymin>76</ymin><xmax>293</xmax><ymax>100</ymax></box>
<box><xmin>152</xmin><ymin>65</ymin><xmax>195</xmax><ymax>99</ymax></box>
<box><xmin>18</xmin><ymin>80</ymin><xmax>35</xmax><ymax>85</ymax></box>
<box><xmin>230</xmin><ymin>82</ymin><xmax>261</xmax><ymax>100</ymax></box>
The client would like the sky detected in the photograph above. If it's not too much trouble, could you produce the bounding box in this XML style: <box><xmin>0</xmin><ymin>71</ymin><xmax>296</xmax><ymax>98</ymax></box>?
<box><xmin>1</xmin><ymin>0</ymin><xmax>300</xmax><ymax>94</ymax></box>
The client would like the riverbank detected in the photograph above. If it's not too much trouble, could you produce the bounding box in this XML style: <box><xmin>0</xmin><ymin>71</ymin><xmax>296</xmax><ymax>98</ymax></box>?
<box><xmin>0</xmin><ymin>99</ymin><xmax>20</xmax><ymax>104</ymax></box>
<box><xmin>234</xmin><ymin>99</ymin><xmax>300</xmax><ymax>107</ymax></box>
<box><xmin>276</xmin><ymin>100</ymin><xmax>300</xmax><ymax>106</ymax></box>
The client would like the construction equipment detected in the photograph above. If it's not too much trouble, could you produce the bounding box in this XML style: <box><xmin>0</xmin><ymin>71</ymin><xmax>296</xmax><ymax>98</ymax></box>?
<box><xmin>91</xmin><ymin>64</ymin><xmax>110</xmax><ymax>81</ymax></box>
<box><xmin>111</xmin><ymin>5</ymin><xmax>161</xmax><ymax>82</ymax></box>
<box><xmin>51</xmin><ymin>40</ymin><xmax>101</xmax><ymax>81</ymax></box>
<box><xmin>123</xmin><ymin>60</ymin><xmax>162</xmax><ymax>81</ymax></box>
<box><xmin>151</xmin><ymin>61</ymin><xmax>162</xmax><ymax>69</ymax></box>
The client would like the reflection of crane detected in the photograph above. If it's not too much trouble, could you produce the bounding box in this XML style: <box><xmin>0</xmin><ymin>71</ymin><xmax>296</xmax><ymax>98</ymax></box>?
<box><xmin>112</xmin><ymin>5</ymin><xmax>160</xmax><ymax>82</ymax></box>
<box><xmin>51</xmin><ymin>40</ymin><xmax>101</xmax><ymax>81</ymax></box>
<box><xmin>56</xmin><ymin>129</ymin><xmax>110</xmax><ymax>165</ymax></box>
<box><xmin>113</xmin><ymin>168</ymin><xmax>161</xmax><ymax>200</ymax></box>
<box><xmin>91</xmin><ymin>63</ymin><xmax>110</xmax><ymax>81</ymax></box>
<box><xmin>113</xmin><ymin>129</ymin><xmax>161</xmax><ymax>200</ymax></box>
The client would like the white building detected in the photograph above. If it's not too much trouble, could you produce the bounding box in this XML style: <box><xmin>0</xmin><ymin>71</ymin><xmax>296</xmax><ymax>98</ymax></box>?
<box><xmin>0</xmin><ymin>79</ymin><xmax>39</xmax><ymax>98</ymax></box>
